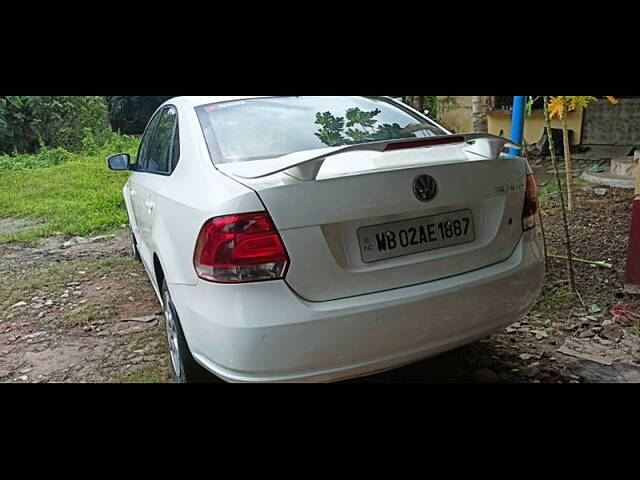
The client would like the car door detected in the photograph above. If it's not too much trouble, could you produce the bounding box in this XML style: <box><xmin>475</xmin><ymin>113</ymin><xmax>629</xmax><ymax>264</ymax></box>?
<box><xmin>130</xmin><ymin>106</ymin><xmax>180</xmax><ymax>269</ymax></box>
<box><xmin>128</xmin><ymin>110</ymin><xmax>162</xmax><ymax>267</ymax></box>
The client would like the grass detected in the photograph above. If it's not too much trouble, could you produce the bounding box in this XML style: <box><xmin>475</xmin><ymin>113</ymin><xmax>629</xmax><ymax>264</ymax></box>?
<box><xmin>60</xmin><ymin>304</ymin><xmax>120</xmax><ymax>328</ymax></box>
<box><xmin>0</xmin><ymin>148</ymin><xmax>75</xmax><ymax>172</ymax></box>
<box><xmin>0</xmin><ymin>135</ymin><xmax>139</xmax><ymax>244</ymax></box>
<box><xmin>113</xmin><ymin>332</ymin><xmax>171</xmax><ymax>383</ymax></box>
<box><xmin>118</xmin><ymin>362</ymin><xmax>171</xmax><ymax>384</ymax></box>
<box><xmin>538</xmin><ymin>177</ymin><xmax>591</xmax><ymax>209</ymax></box>
<box><xmin>535</xmin><ymin>275</ymin><xmax>572</xmax><ymax>312</ymax></box>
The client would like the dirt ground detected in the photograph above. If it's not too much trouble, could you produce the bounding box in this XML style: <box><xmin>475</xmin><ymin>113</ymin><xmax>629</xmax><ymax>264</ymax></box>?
<box><xmin>1</xmin><ymin>160</ymin><xmax>640</xmax><ymax>383</ymax></box>
<box><xmin>0</xmin><ymin>234</ymin><xmax>171</xmax><ymax>383</ymax></box>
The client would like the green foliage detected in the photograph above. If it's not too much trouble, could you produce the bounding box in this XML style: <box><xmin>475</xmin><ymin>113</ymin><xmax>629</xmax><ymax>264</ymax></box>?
<box><xmin>106</xmin><ymin>96</ymin><xmax>174</xmax><ymax>134</ymax></box>
<box><xmin>402</xmin><ymin>96</ymin><xmax>450</xmax><ymax>120</ymax></box>
<box><xmin>315</xmin><ymin>111</ymin><xmax>347</xmax><ymax>146</ymax></box>
<box><xmin>535</xmin><ymin>275</ymin><xmax>571</xmax><ymax>312</ymax></box>
<box><xmin>424</xmin><ymin>96</ymin><xmax>439</xmax><ymax>116</ymax></box>
<box><xmin>0</xmin><ymin>131</ymin><xmax>137</xmax><ymax>173</ymax></box>
<box><xmin>0</xmin><ymin>134</ymin><xmax>140</xmax><ymax>243</ymax></box>
<box><xmin>314</xmin><ymin>107</ymin><xmax>418</xmax><ymax>146</ymax></box>
<box><xmin>0</xmin><ymin>147</ymin><xmax>74</xmax><ymax>172</ymax></box>
<box><xmin>0</xmin><ymin>96</ymin><xmax>111</xmax><ymax>155</ymax></box>
<box><xmin>537</xmin><ymin>177</ymin><xmax>590</xmax><ymax>210</ymax></box>
<box><xmin>81</xmin><ymin>127</ymin><xmax>99</xmax><ymax>153</ymax></box>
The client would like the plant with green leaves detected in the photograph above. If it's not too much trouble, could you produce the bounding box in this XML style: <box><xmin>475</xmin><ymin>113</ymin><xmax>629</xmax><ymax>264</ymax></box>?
<box><xmin>403</xmin><ymin>96</ymin><xmax>439</xmax><ymax>117</ymax></box>
<box><xmin>542</xmin><ymin>96</ymin><xmax>576</xmax><ymax>293</ymax></box>
<box><xmin>0</xmin><ymin>96</ymin><xmax>111</xmax><ymax>155</ymax></box>
<box><xmin>527</xmin><ymin>95</ymin><xmax>618</xmax><ymax>211</ymax></box>
<box><xmin>525</xmin><ymin>95</ymin><xmax>619</xmax><ymax>296</ymax></box>
<box><xmin>106</xmin><ymin>96</ymin><xmax>174</xmax><ymax>134</ymax></box>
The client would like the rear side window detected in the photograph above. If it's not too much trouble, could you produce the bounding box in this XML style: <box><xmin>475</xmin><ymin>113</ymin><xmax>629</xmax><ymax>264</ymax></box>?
<box><xmin>136</xmin><ymin>107</ymin><xmax>180</xmax><ymax>175</ymax></box>
<box><xmin>147</xmin><ymin>107</ymin><xmax>178</xmax><ymax>174</ymax></box>
<box><xmin>196</xmin><ymin>96</ymin><xmax>447</xmax><ymax>164</ymax></box>
<box><xmin>171</xmin><ymin>120</ymin><xmax>180</xmax><ymax>171</ymax></box>
<box><xmin>137</xmin><ymin>112</ymin><xmax>162</xmax><ymax>169</ymax></box>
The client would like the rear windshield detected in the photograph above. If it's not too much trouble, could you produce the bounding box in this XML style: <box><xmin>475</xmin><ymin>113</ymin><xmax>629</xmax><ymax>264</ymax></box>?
<box><xmin>196</xmin><ymin>96</ymin><xmax>447</xmax><ymax>164</ymax></box>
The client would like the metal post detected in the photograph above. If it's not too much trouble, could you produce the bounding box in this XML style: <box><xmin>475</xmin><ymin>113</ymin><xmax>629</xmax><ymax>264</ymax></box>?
<box><xmin>636</xmin><ymin>151</ymin><xmax>640</xmax><ymax>197</ymax></box>
<box><xmin>625</xmin><ymin>152</ymin><xmax>640</xmax><ymax>293</ymax></box>
<box><xmin>509</xmin><ymin>96</ymin><xmax>526</xmax><ymax>156</ymax></box>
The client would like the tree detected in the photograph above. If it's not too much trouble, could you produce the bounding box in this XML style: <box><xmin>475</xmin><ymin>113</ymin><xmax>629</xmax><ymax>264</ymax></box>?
<box><xmin>534</xmin><ymin>95</ymin><xmax>619</xmax><ymax>295</ymax></box>
<box><xmin>106</xmin><ymin>96</ymin><xmax>174</xmax><ymax>135</ymax></box>
<box><xmin>403</xmin><ymin>96</ymin><xmax>438</xmax><ymax>117</ymax></box>
<box><xmin>0</xmin><ymin>96</ymin><xmax>111</xmax><ymax>154</ymax></box>
<box><xmin>543</xmin><ymin>96</ymin><xmax>576</xmax><ymax>293</ymax></box>
<box><xmin>547</xmin><ymin>96</ymin><xmax>618</xmax><ymax>211</ymax></box>
<box><xmin>471</xmin><ymin>96</ymin><xmax>488</xmax><ymax>133</ymax></box>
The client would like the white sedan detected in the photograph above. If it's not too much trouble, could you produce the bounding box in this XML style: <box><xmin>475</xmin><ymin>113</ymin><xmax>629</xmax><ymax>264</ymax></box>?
<box><xmin>108</xmin><ymin>96</ymin><xmax>545</xmax><ymax>383</ymax></box>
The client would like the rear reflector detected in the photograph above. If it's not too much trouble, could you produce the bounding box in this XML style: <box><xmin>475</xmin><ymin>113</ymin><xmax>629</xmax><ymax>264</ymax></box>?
<box><xmin>522</xmin><ymin>174</ymin><xmax>539</xmax><ymax>231</ymax></box>
<box><xmin>384</xmin><ymin>136</ymin><xmax>466</xmax><ymax>152</ymax></box>
<box><xmin>194</xmin><ymin>212</ymin><xmax>289</xmax><ymax>284</ymax></box>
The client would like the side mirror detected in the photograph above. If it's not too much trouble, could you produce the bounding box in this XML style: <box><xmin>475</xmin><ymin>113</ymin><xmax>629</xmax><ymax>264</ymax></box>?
<box><xmin>107</xmin><ymin>153</ymin><xmax>131</xmax><ymax>171</ymax></box>
<box><xmin>423</xmin><ymin>109</ymin><xmax>430</xmax><ymax>116</ymax></box>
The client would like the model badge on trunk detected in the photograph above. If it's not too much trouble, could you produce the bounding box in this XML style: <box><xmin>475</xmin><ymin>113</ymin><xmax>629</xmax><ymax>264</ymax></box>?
<box><xmin>495</xmin><ymin>183</ymin><xmax>525</xmax><ymax>194</ymax></box>
<box><xmin>414</xmin><ymin>175</ymin><xmax>438</xmax><ymax>203</ymax></box>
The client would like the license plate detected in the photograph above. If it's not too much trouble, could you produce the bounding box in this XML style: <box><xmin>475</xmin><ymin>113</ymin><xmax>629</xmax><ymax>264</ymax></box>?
<box><xmin>358</xmin><ymin>210</ymin><xmax>475</xmax><ymax>263</ymax></box>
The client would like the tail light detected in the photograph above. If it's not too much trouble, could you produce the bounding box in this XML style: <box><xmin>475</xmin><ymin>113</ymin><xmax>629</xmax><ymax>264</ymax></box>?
<box><xmin>194</xmin><ymin>212</ymin><xmax>289</xmax><ymax>284</ymax></box>
<box><xmin>522</xmin><ymin>173</ymin><xmax>539</xmax><ymax>231</ymax></box>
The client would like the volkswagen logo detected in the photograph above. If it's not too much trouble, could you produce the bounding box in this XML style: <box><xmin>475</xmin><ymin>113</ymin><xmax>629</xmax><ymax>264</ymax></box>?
<box><xmin>413</xmin><ymin>175</ymin><xmax>438</xmax><ymax>203</ymax></box>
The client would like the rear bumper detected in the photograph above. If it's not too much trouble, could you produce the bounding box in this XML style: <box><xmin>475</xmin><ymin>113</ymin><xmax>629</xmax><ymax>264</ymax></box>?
<box><xmin>170</xmin><ymin>230</ymin><xmax>545</xmax><ymax>383</ymax></box>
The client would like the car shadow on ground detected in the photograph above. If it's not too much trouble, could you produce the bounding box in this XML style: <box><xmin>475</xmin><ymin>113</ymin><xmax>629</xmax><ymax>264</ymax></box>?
<box><xmin>345</xmin><ymin>342</ymin><xmax>503</xmax><ymax>383</ymax></box>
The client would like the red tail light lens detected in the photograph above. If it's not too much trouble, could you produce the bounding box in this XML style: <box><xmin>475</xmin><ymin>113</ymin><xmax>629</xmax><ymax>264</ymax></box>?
<box><xmin>522</xmin><ymin>174</ymin><xmax>539</xmax><ymax>231</ymax></box>
<box><xmin>194</xmin><ymin>212</ymin><xmax>289</xmax><ymax>283</ymax></box>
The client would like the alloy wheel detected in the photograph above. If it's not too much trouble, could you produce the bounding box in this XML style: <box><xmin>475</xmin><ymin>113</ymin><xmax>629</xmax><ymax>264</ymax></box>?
<box><xmin>163</xmin><ymin>290</ymin><xmax>182</xmax><ymax>379</ymax></box>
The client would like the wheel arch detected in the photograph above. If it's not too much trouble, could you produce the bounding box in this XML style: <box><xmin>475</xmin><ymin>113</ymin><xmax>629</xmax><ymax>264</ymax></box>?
<box><xmin>153</xmin><ymin>253</ymin><xmax>166</xmax><ymax>294</ymax></box>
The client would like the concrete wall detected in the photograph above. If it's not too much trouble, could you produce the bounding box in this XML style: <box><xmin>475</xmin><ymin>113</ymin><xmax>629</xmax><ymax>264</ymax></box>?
<box><xmin>488</xmin><ymin>108</ymin><xmax>584</xmax><ymax>146</ymax></box>
<box><xmin>436</xmin><ymin>96</ymin><xmax>473</xmax><ymax>133</ymax></box>
<box><xmin>436</xmin><ymin>96</ymin><xmax>584</xmax><ymax>145</ymax></box>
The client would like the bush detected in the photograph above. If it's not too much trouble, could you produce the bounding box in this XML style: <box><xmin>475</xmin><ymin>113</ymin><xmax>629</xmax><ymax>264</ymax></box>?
<box><xmin>107</xmin><ymin>96</ymin><xmax>174</xmax><ymax>134</ymax></box>
<box><xmin>0</xmin><ymin>131</ymin><xmax>139</xmax><ymax>173</ymax></box>
<box><xmin>0</xmin><ymin>96</ymin><xmax>112</xmax><ymax>155</ymax></box>
<box><xmin>0</xmin><ymin>147</ymin><xmax>75</xmax><ymax>172</ymax></box>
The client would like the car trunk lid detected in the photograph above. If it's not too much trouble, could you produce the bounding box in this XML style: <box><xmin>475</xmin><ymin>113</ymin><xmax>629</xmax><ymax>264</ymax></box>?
<box><xmin>218</xmin><ymin>135</ymin><xmax>527</xmax><ymax>302</ymax></box>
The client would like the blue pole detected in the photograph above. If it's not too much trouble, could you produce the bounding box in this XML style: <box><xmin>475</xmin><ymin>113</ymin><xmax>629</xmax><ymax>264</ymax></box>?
<box><xmin>509</xmin><ymin>96</ymin><xmax>526</xmax><ymax>156</ymax></box>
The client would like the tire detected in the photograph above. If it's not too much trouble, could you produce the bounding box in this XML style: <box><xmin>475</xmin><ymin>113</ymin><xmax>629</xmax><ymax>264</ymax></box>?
<box><xmin>161</xmin><ymin>281</ymin><xmax>221</xmax><ymax>384</ymax></box>
<box><xmin>129</xmin><ymin>225</ymin><xmax>142</xmax><ymax>262</ymax></box>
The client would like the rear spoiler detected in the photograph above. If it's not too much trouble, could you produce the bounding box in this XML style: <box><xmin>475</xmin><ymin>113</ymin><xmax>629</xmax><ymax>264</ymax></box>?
<box><xmin>222</xmin><ymin>133</ymin><xmax>522</xmax><ymax>182</ymax></box>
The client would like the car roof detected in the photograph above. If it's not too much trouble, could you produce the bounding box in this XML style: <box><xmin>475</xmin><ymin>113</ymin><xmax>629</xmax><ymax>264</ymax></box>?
<box><xmin>178</xmin><ymin>96</ymin><xmax>274</xmax><ymax>108</ymax></box>
<box><xmin>176</xmin><ymin>96</ymin><xmax>412</xmax><ymax>109</ymax></box>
